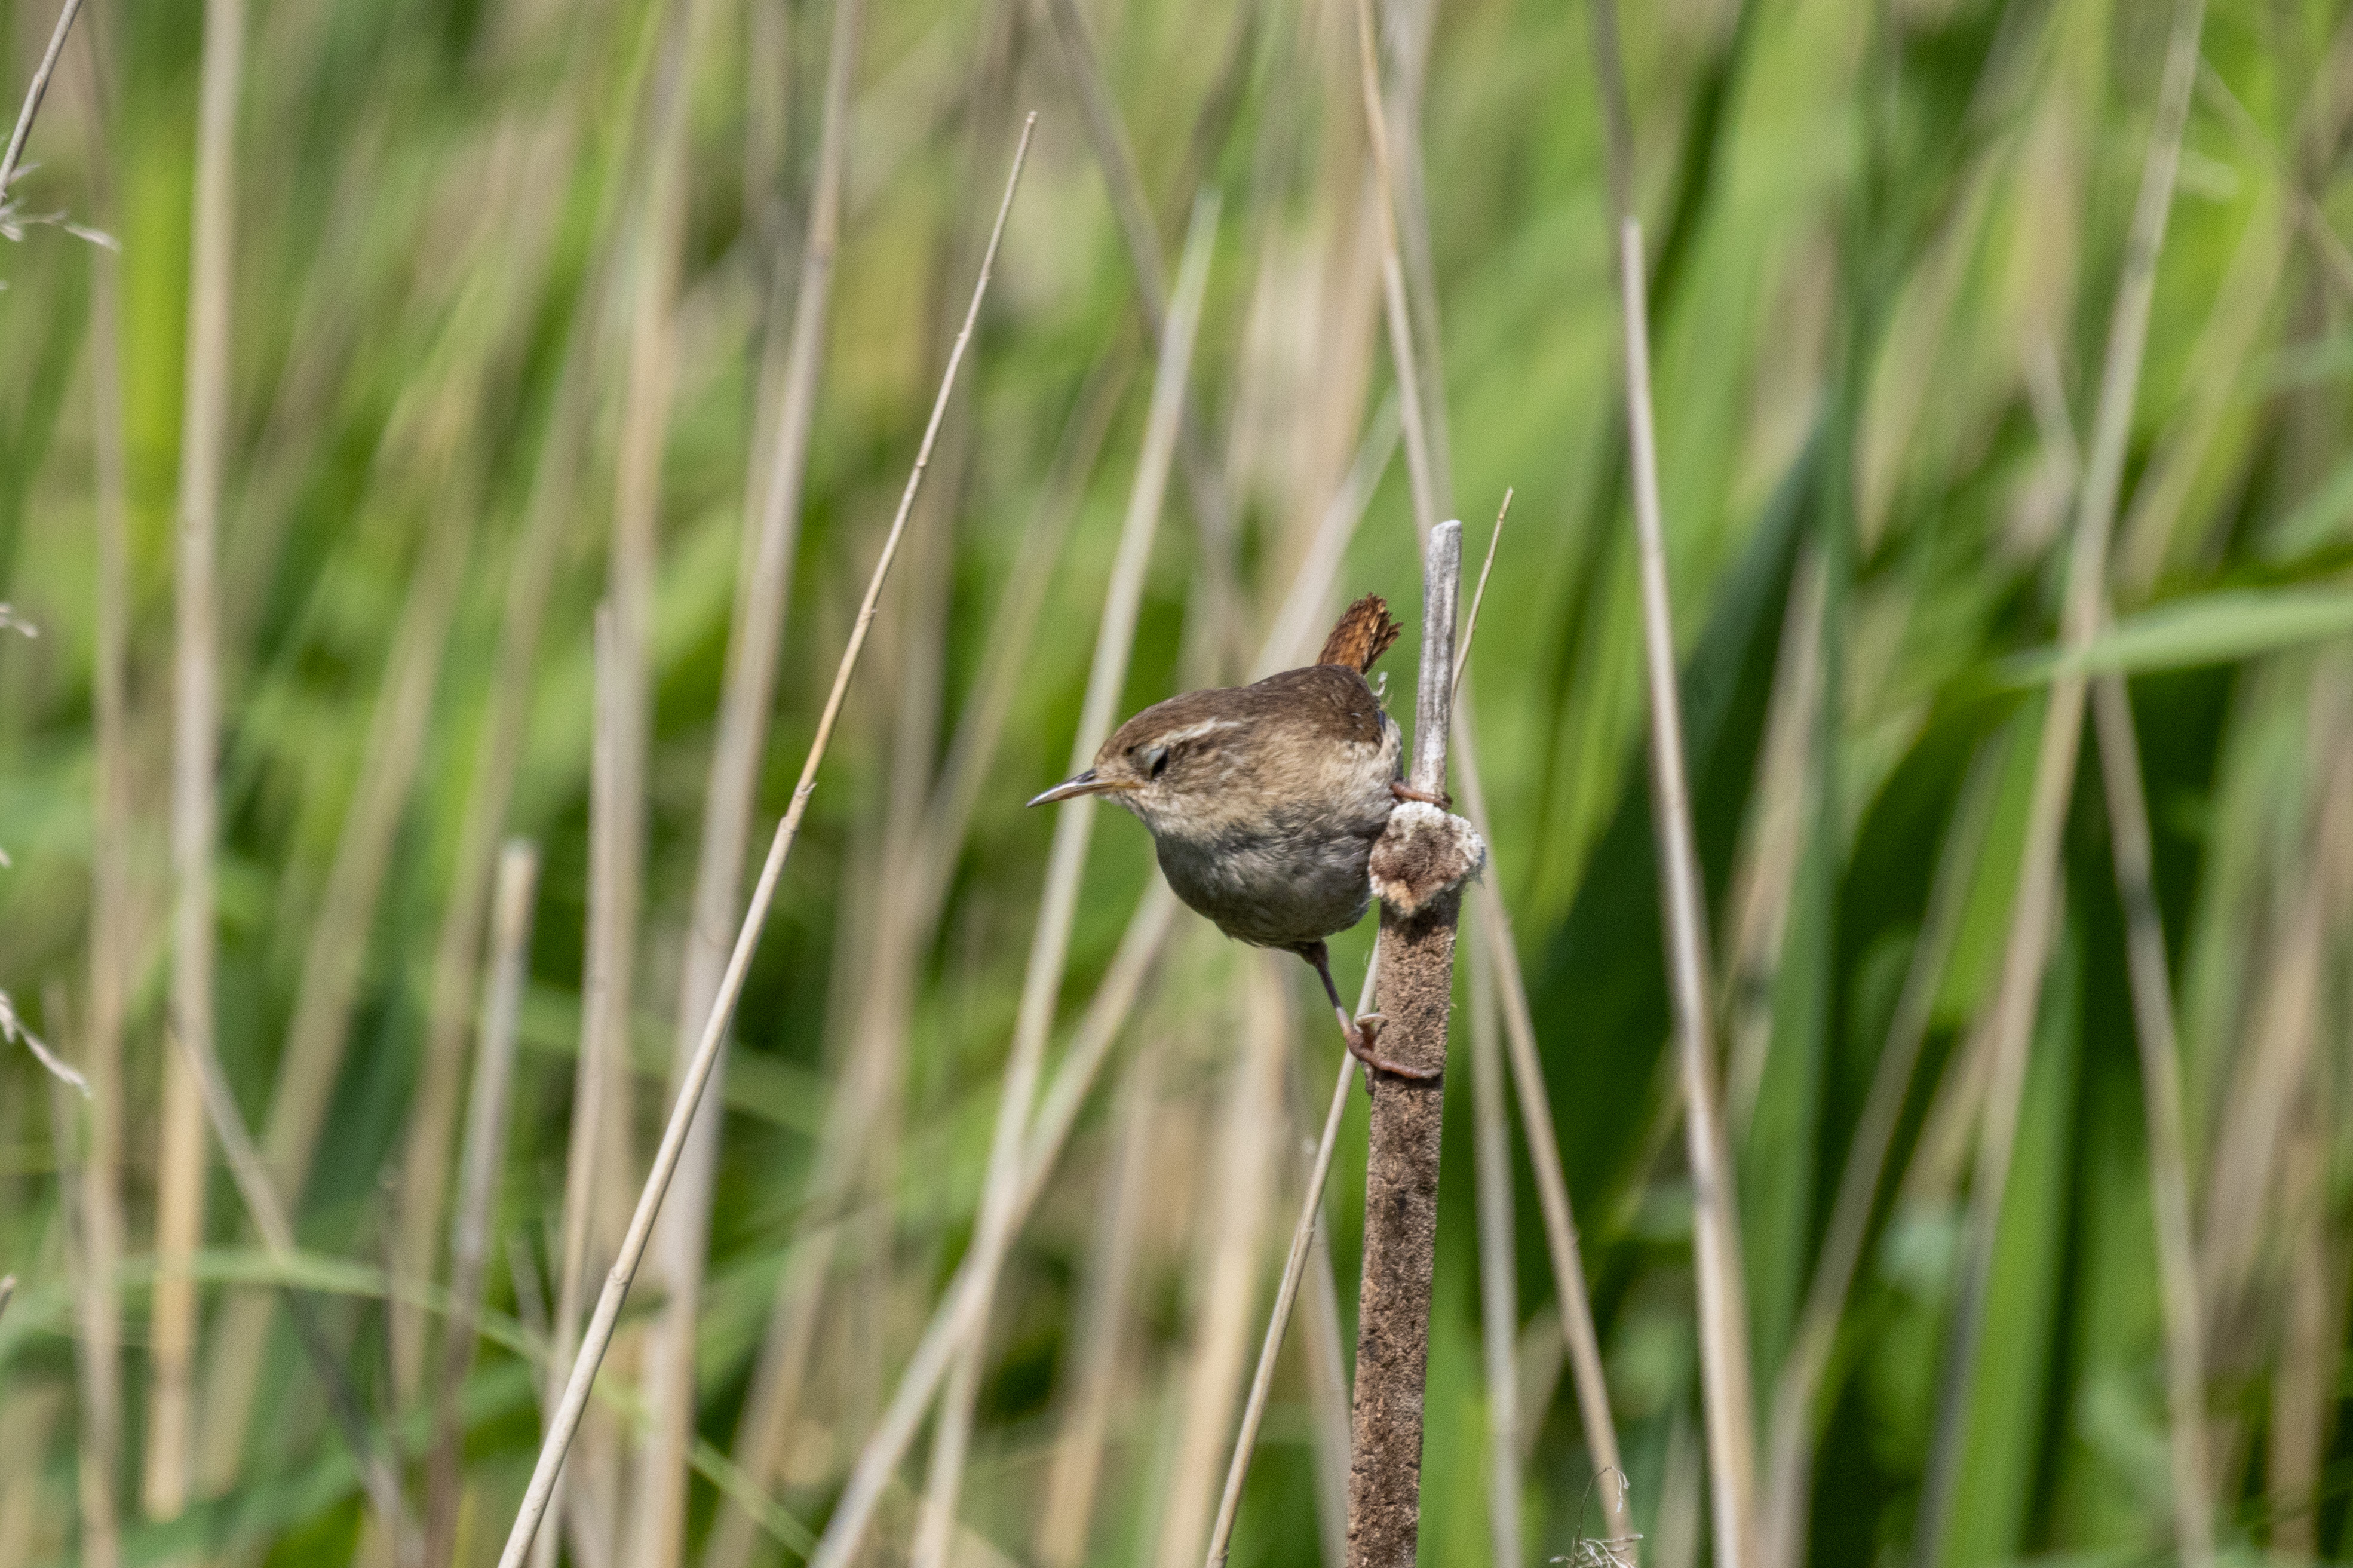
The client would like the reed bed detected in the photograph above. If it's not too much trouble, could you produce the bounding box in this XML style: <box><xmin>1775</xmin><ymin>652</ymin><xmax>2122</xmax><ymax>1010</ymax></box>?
<box><xmin>11</xmin><ymin>2</ymin><xmax>2353</xmax><ymax>1567</ymax></box>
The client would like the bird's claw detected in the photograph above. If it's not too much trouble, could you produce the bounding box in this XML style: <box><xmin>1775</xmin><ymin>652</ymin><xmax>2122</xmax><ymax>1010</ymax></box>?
<box><xmin>1346</xmin><ymin>1012</ymin><xmax>1440</xmax><ymax>1082</ymax></box>
<box><xmin>1390</xmin><ymin>780</ymin><xmax>1452</xmax><ymax>809</ymax></box>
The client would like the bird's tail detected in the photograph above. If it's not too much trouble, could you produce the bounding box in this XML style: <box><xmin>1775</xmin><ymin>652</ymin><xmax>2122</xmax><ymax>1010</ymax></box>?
<box><xmin>1317</xmin><ymin>593</ymin><xmax>1403</xmax><ymax>674</ymax></box>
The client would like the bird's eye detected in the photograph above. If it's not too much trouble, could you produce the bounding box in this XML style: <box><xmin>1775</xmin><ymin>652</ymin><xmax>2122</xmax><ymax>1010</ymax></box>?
<box><xmin>1143</xmin><ymin>745</ymin><xmax>1170</xmax><ymax>780</ymax></box>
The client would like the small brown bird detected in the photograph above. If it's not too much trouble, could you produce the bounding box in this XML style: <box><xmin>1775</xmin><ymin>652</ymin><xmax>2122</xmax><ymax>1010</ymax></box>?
<box><xmin>1029</xmin><ymin>594</ymin><xmax>1441</xmax><ymax>1078</ymax></box>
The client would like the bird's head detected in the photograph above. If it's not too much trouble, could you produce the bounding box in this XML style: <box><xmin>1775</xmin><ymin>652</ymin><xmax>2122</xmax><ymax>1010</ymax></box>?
<box><xmin>1025</xmin><ymin>698</ymin><xmax>1248</xmax><ymax>837</ymax></box>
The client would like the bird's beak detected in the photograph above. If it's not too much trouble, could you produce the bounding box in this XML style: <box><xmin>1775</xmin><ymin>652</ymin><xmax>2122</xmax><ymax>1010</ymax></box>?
<box><xmin>1027</xmin><ymin>769</ymin><xmax>1133</xmax><ymax>808</ymax></box>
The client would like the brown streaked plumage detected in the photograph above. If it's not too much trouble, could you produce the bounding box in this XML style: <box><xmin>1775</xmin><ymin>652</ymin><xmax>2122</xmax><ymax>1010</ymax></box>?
<box><xmin>1029</xmin><ymin>594</ymin><xmax>1439</xmax><ymax>1079</ymax></box>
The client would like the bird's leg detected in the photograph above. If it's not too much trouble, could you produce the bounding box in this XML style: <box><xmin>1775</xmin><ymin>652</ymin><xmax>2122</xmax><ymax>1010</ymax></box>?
<box><xmin>1389</xmin><ymin>778</ymin><xmax>1452</xmax><ymax>809</ymax></box>
<box><xmin>1297</xmin><ymin>941</ymin><xmax>1438</xmax><ymax>1084</ymax></box>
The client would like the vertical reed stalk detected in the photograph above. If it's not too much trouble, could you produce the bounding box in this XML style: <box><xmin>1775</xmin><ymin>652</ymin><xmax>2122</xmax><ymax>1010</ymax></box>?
<box><xmin>395</xmin><ymin>211</ymin><xmax>600</xmax><ymax>1409</ymax></box>
<box><xmin>2089</xmin><ymin>676</ymin><xmax>2214</xmax><ymax>1567</ymax></box>
<box><xmin>1203</xmin><ymin>949</ymin><xmax>1378</xmax><ymax>1568</ymax></box>
<box><xmin>1919</xmin><ymin>5</ymin><xmax>2204</xmax><ymax>1557</ymax></box>
<box><xmin>1154</xmin><ymin>955</ymin><xmax>1286</xmax><ymax>1568</ymax></box>
<box><xmin>1468</xmin><ymin>927</ymin><xmax>1521</xmax><ymax>1568</ymax></box>
<box><xmin>164</xmin><ymin>1018</ymin><xmax>416</xmax><ymax>1555</ymax></box>
<box><xmin>1038</xmin><ymin>1048</ymin><xmax>1161</xmax><ymax>1568</ymax></box>
<box><xmin>1454</xmin><ymin>718</ymin><xmax>1631</xmax><ymax>1540</ymax></box>
<box><xmin>1757</xmin><ymin>741</ymin><xmax>2000</xmax><ymax>1568</ymax></box>
<box><xmin>1036</xmin><ymin>0</ymin><xmax>1243</xmax><ymax>655</ymax></box>
<box><xmin>424</xmin><ymin>845</ymin><xmax>539</xmax><ymax>1568</ymax></box>
<box><xmin>1621</xmin><ymin>213</ymin><xmax>1759</xmax><ymax>1568</ymax></box>
<box><xmin>705</xmin><ymin>351</ymin><xmax>1125</xmax><ymax>1568</ymax></box>
<box><xmin>538</xmin><ymin>608</ymin><xmax>625</xmax><ymax>1568</ymax></box>
<box><xmin>1346</xmin><ymin>520</ymin><xmax>1464</xmax><ymax>1567</ymax></box>
<box><xmin>76</xmin><ymin>16</ymin><xmax>127</xmax><ymax>1558</ymax></box>
<box><xmin>200</xmin><ymin>425</ymin><xmax>483</xmax><ymax>1490</ymax></box>
<box><xmin>1348</xmin><ymin>0</ymin><xmax>1437</xmax><ymax>535</ymax></box>
<box><xmin>2268</xmin><ymin>1049</ymin><xmax>2334</xmax><ymax>1558</ymax></box>
<box><xmin>152</xmin><ymin>0</ymin><xmax>243</xmax><ymax>1520</ymax></box>
<box><xmin>908</xmin><ymin>189</ymin><xmax>1220</xmax><ymax>1568</ymax></box>
<box><xmin>45</xmin><ymin>997</ymin><xmax>119</xmax><ymax>1568</ymax></box>
<box><xmin>493</xmin><ymin>115</ymin><xmax>1034</xmax><ymax>1568</ymax></box>
<box><xmin>811</xmin><ymin>424</ymin><xmax>1384</xmax><ymax>1558</ymax></box>
<box><xmin>1364</xmin><ymin>0</ymin><xmax>1634</xmax><ymax>1534</ymax></box>
<box><xmin>633</xmin><ymin>2</ymin><xmax>861</xmax><ymax>1559</ymax></box>
<box><xmin>596</xmin><ymin>0</ymin><xmax>718</xmax><ymax>1521</ymax></box>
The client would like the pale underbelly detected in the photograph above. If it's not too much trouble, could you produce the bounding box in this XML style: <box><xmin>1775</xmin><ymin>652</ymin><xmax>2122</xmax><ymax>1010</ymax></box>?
<box><xmin>1155</xmin><ymin>827</ymin><xmax>1378</xmax><ymax>950</ymax></box>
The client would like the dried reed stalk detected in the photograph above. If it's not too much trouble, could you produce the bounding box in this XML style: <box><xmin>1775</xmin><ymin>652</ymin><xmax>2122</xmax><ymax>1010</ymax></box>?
<box><xmin>1455</xmin><ymin>722</ymin><xmax>1630</xmax><ymax>1539</ymax></box>
<box><xmin>1468</xmin><ymin>927</ymin><xmax>1521</xmax><ymax>1568</ymax></box>
<box><xmin>809</xmin><ymin>315</ymin><xmax>1374</xmax><ymax>1535</ymax></box>
<box><xmin>424</xmin><ymin>844</ymin><xmax>539</xmax><ymax>1568</ymax></box>
<box><xmin>493</xmin><ymin>113</ymin><xmax>1034</xmax><ymax>1568</ymax></box>
<box><xmin>1348</xmin><ymin>0</ymin><xmax>1437</xmax><ymax>534</ymax></box>
<box><xmin>1155</xmin><ymin>955</ymin><xmax>1287</xmax><ymax>1568</ymax></box>
<box><xmin>200</xmin><ymin>424</ymin><xmax>484</xmax><ymax>1491</ymax></box>
<box><xmin>1919</xmin><ymin>3</ymin><xmax>2205</xmax><ymax>1555</ymax></box>
<box><xmin>1037</xmin><ymin>1048</ymin><xmax>1161</xmax><ymax>1568</ymax></box>
<box><xmin>2267</xmin><ymin>1045</ymin><xmax>2336</xmax><ymax>1558</ymax></box>
<box><xmin>1618</xmin><ymin>207</ymin><xmax>1760</xmax><ymax>1568</ymax></box>
<box><xmin>1758</xmin><ymin>742</ymin><xmax>2001</xmax><ymax>1568</ymax></box>
<box><xmin>151</xmin><ymin>0</ymin><xmax>243</xmax><ymax>1520</ymax></box>
<box><xmin>1203</xmin><ymin>950</ymin><xmax>1375</xmax><ymax>1568</ymax></box>
<box><xmin>705</xmin><ymin>352</ymin><xmax>1127</xmax><ymax>1568</ymax></box>
<box><xmin>395</xmin><ymin>194</ymin><xmax>601</xmax><ymax>1409</ymax></box>
<box><xmin>538</xmin><ymin>607</ymin><xmax>627</xmax><ymax>1568</ymax></box>
<box><xmin>75</xmin><ymin>16</ymin><xmax>127</xmax><ymax>1559</ymax></box>
<box><xmin>44</xmin><ymin>993</ymin><xmax>119</xmax><ymax>1568</ymax></box>
<box><xmin>164</xmin><ymin>1014</ymin><xmax>417</xmax><ymax>1557</ymax></box>
<box><xmin>809</xmin><ymin>301</ymin><xmax>1383</xmax><ymax>1561</ymax></box>
<box><xmin>909</xmin><ymin>189</ymin><xmax>1221</xmax><ymax>1568</ymax></box>
<box><xmin>633</xmin><ymin>2</ymin><xmax>862</xmax><ymax>1560</ymax></box>
<box><xmin>1359</xmin><ymin>0</ymin><xmax>1635</xmax><ymax>1535</ymax></box>
<box><xmin>593</xmin><ymin>0</ymin><xmax>718</xmax><ymax>1524</ymax></box>
<box><xmin>2198</xmin><ymin>743</ymin><xmax>2353</xmax><ymax>1349</ymax></box>
<box><xmin>1035</xmin><ymin>0</ymin><xmax>1243</xmax><ymax>656</ymax></box>
<box><xmin>1345</xmin><ymin>520</ymin><xmax>1464</xmax><ymax>1567</ymax></box>
<box><xmin>0</xmin><ymin>0</ymin><xmax>84</xmax><ymax>199</ymax></box>
<box><xmin>2090</xmin><ymin>677</ymin><xmax>2214</xmax><ymax>1564</ymax></box>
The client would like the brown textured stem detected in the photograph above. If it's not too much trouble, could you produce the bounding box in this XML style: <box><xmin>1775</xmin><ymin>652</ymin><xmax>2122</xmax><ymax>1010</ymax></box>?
<box><xmin>1348</xmin><ymin>520</ymin><xmax>1462</xmax><ymax>1567</ymax></box>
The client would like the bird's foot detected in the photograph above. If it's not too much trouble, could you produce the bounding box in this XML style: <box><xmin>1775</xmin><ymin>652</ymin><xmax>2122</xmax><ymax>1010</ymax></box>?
<box><xmin>1343</xmin><ymin>1011</ymin><xmax>1440</xmax><ymax>1082</ymax></box>
<box><xmin>1390</xmin><ymin>780</ymin><xmax>1452</xmax><ymax>809</ymax></box>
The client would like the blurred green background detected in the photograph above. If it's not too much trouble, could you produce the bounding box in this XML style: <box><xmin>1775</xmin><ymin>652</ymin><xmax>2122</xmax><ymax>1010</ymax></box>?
<box><xmin>4</xmin><ymin>0</ymin><xmax>2353</xmax><ymax>1564</ymax></box>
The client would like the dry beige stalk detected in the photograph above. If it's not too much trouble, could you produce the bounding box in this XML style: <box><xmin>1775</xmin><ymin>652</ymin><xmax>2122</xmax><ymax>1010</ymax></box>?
<box><xmin>2089</xmin><ymin>675</ymin><xmax>2214</xmax><ymax>1566</ymax></box>
<box><xmin>1035</xmin><ymin>0</ymin><xmax>1243</xmax><ymax>659</ymax></box>
<box><xmin>395</xmin><ymin>142</ymin><xmax>600</xmax><ymax>1407</ymax></box>
<box><xmin>1202</xmin><ymin>949</ymin><xmax>1372</xmax><ymax>1568</ymax></box>
<box><xmin>44</xmin><ymin>993</ymin><xmax>119</xmax><ymax>1568</ymax></box>
<box><xmin>539</xmin><ymin>607</ymin><xmax>627</xmax><ymax>1568</ymax></box>
<box><xmin>1758</xmin><ymin>741</ymin><xmax>2001</xmax><ymax>1568</ymax></box>
<box><xmin>908</xmin><ymin>189</ymin><xmax>1221</xmax><ymax>1568</ymax></box>
<box><xmin>424</xmin><ymin>845</ymin><xmax>539</xmax><ymax>1568</ymax></box>
<box><xmin>1468</xmin><ymin>923</ymin><xmax>1521</xmax><ymax>1568</ymax></box>
<box><xmin>1154</xmin><ymin>954</ymin><xmax>1286</xmax><ymax>1568</ymax></box>
<box><xmin>200</xmin><ymin>413</ymin><xmax>485</xmax><ymax>1492</ymax></box>
<box><xmin>1621</xmin><ymin>211</ymin><xmax>1759</xmax><ymax>1568</ymax></box>
<box><xmin>74</xmin><ymin>15</ymin><xmax>128</xmax><ymax>1558</ymax></box>
<box><xmin>495</xmin><ymin>113</ymin><xmax>1035</xmax><ymax>1568</ymax></box>
<box><xmin>152</xmin><ymin>0</ymin><xmax>243</xmax><ymax>1520</ymax></box>
<box><xmin>1919</xmin><ymin>5</ymin><xmax>2206</xmax><ymax>1557</ymax></box>
<box><xmin>632</xmin><ymin>1</ymin><xmax>860</xmax><ymax>1559</ymax></box>
<box><xmin>1036</xmin><ymin>1048</ymin><xmax>1161</xmax><ymax>1568</ymax></box>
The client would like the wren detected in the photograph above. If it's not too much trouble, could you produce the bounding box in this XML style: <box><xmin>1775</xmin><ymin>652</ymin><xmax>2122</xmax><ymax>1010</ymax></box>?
<box><xmin>1028</xmin><ymin>594</ymin><xmax>1443</xmax><ymax>1079</ymax></box>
